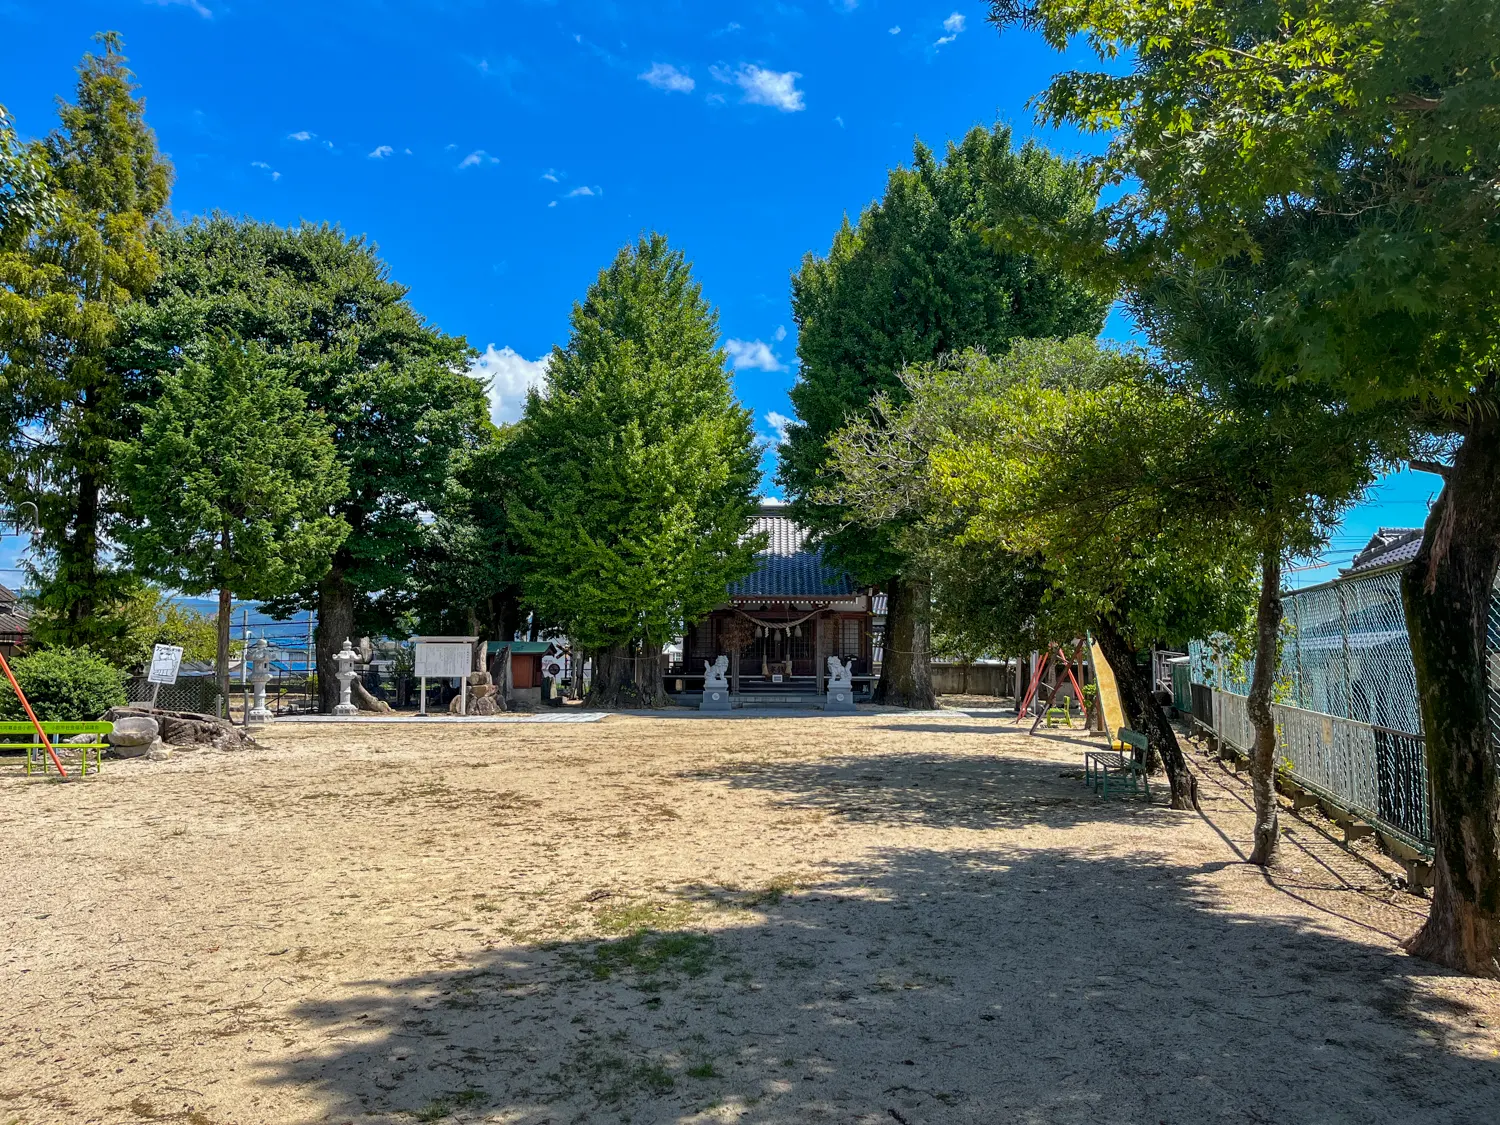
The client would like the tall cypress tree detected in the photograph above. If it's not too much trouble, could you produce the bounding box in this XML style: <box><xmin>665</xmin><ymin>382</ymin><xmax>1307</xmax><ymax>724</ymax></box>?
<box><xmin>0</xmin><ymin>33</ymin><xmax>173</xmax><ymax>650</ymax></box>
<box><xmin>510</xmin><ymin>234</ymin><xmax>761</xmax><ymax>707</ymax></box>
<box><xmin>780</xmin><ymin>125</ymin><xmax>1105</xmax><ymax>708</ymax></box>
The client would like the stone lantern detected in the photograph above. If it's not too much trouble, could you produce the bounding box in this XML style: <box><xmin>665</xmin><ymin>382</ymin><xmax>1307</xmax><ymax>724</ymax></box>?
<box><xmin>247</xmin><ymin>635</ymin><xmax>275</xmax><ymax>726</ymax></box>
<box><xmin>333</xmin><ymin>637</ymin><xmax>360</xmax><ymax>717</ymax></box>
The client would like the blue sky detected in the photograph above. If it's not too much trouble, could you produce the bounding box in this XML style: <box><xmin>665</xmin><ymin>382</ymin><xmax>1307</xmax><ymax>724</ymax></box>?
<box><xmin>0</xmin><ymin>0</ymin><xmax>1432</xmax><ymax>589</ymax></box>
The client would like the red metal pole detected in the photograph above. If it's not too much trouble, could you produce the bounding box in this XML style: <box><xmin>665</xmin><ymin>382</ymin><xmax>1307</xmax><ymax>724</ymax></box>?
<box><xmin>0</xmin><ymin>647</ymin><xmax>66</xmax><ymax>778</ymax></box>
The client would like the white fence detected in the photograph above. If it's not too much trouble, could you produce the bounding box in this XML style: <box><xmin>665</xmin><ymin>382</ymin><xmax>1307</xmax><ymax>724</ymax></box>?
<box><xmin>1210</xmin><ymin>689</ymin><xmax>1431</xmax><ymax>850</ymax></box>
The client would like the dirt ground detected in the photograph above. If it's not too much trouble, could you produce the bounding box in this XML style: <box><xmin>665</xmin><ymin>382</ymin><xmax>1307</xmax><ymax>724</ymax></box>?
<box><xmin>3</xmin><ymin>707</ymin><xmax>1498</xmax><ymax>1125</ymax></box>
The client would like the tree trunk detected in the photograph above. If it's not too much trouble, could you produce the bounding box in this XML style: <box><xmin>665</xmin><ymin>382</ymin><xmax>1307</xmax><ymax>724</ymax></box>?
<box><xmin>316</xmin><ymin>564</ymin><xmax>356</xmax><ymax>714</ymax></box>
<box><xmin>64</xmin><ymin>463</ymin><xmax>102</xmax><ymax>632</ymax></box>
<box><xmin>586</xmin><ymin>642</ymin><xmax>668</xmax><ymax>708</ymax></box>
<box><xmin>216</xmin><ymin>586</ymin><xmax>233</xmax><ymax>721</ymax></box>
<box><xmin>1246</xmin><ymin>541</ymin><xmax>1284</xmax><ymax>866</ymax></box>
<box><xmin>873</xmin><ymin>574</ymin><xmax>936</xmax><ymax>709</ymax></box>
<box><xmin>497</xmin><ymin>595</ymin><xmax>522</xmax><ymax>644</ymax></box>
<box><xmin>1401</xmin><ymin>418</ymin><xmax>1500</xmax><ymax>978</ymax></box>
<box><xmin>1094</xmin><ymin>615</ymin><xmax>1199</xmax><ymax>811</ymax></box>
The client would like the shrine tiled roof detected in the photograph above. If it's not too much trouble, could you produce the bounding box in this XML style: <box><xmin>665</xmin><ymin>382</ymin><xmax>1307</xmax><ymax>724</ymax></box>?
<box><xmin>728</xmin><ymin>506</ymin><xmax>859</xmax><ymax>600</ymax></box>
<box><xmin>1343</xmin><ymin>528</ymin><xmax>1424</xmax><ymax>576</ymax></box>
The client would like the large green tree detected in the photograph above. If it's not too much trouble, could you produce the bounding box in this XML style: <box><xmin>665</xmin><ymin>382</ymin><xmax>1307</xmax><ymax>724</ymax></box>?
<box><xmin>781</xmin><ymin>125</ymin><xmax>1106</xmax><ymax>708</ymax></box>
<box><xmin>510</xmin><ymin>234</ymin><xmax>761</xmax><ymax>707</ymax></box>
<box><xmin>0</xmin><ymin>33</ymin><xmax>172</xmax><ymax>650</ymax></box>
<box><xmin>828</xmin><ymin>338</ymin><xmax>1260</xmax><ymax>809</ymax></box>
<box><xmin>992</xmin><ymin>0</ymin><xmax>1500</xmax><ymax>975</ymax></box>
<box><xmin>113</xmin><ymin>338</ymin><xmax>348</xmax><ymax>705</ymax></box>
<box><xmin>115</xmin><ymin>217</ymin><xmax>488</xmax><ymax>710</ymax></box>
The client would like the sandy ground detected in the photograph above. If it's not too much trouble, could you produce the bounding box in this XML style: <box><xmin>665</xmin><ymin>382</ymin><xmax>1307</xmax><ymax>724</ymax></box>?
<box><xmin>2</xmin><ymin>707</ymin><xmax>1498</xmax><ymax>1125</ymax></box>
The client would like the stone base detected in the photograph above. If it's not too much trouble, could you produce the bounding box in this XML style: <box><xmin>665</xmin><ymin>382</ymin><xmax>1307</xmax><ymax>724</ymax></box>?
<box><xmin>823</xmin><ymin>688</ymin><xmax>856</xmax><ymax>712</ymax></box>
<box><xmin>246</xmin><ymin>708</ymin><xmax>274</xmax><ymax>726</ymax></box>
<box><xmin>333</xmin><ymin>704</ymin><xmax>359</xmax><ymax>717</ymax></box>
<box><xmin>700</xmin><ymin>687</ymin><xmax>731</xmax><ymax>711</ymax></box>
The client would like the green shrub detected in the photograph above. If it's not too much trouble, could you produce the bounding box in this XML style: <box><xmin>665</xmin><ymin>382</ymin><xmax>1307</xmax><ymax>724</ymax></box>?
<box><xmin>0</xmin><ymin>647</ymin><xmax>128</xmax><ymax>722</ymax></box>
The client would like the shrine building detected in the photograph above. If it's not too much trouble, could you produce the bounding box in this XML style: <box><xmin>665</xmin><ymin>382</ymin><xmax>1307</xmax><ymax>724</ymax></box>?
<box><xmin>670</xmin><ymin>504</ymin><xmax>877</xmax><ymax>701</ymax></box>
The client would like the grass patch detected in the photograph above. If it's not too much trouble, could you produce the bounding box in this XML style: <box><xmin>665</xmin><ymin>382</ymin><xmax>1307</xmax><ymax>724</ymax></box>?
<box><xmin>552</xmin><ymin>1044</ymin><xmax>676</xmax><ymax>1105</ymax></box>
<box><xmin>685</xmin><ymin>1061</ymin><xmax>719</xmax><ymax>1079</ymax></box>
<box><xmin>595</xmin><ymin>899</ymin><xmax>693</xmax><ymax>934</ymax></box>
<box><xmin>572</xmin><ymin>930</ymin><xmax>715</xmax><ymax>983</ymax></box>
<box><xmin>412</xmin><ymin>1088</ymin><xmax>485</xmax><ymax>1121</ymax></box>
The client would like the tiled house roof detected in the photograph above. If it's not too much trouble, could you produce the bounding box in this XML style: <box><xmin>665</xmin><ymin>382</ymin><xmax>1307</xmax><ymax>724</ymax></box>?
<box><xmin>1344</xmin><ymin>528</ymin><xmax>1424</xmax><ymax>576</ymax></box>
<box><xmin>0</xmin><ymin>583</ymin><xmax>30</xmax><ymax>638</ymax></box>
<box><xmin>728</xmin><ymin>506</ymin><xmax>859</xmax><ymax>600</ymax></box>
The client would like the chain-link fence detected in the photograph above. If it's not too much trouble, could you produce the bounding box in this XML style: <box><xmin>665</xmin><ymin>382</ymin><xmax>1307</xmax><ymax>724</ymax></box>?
<box><xmin>127</xmin><ymin>676</ymin><xmax>225</xmax><ymax>717</ymax></box>
<box><xmin>1188</xmin><ymin>563</ymin><xmax>1500</xmax><ymax>854</ymax></box>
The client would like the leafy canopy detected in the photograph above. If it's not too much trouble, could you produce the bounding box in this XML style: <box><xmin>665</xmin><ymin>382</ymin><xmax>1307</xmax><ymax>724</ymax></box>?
<box><xmin>510</xmin><ymin>234</ymin><xmax>762</xmax><ymax>653</ymax></box>
<box><xmin>112</xmin><ymin>337</ymin><xmax>349</xmax><ymax>602</ymax></box>
<box><xmin>780</xmin><ymin>124</ymin><xmax>1107</xmax><ymax>581</ymax></box>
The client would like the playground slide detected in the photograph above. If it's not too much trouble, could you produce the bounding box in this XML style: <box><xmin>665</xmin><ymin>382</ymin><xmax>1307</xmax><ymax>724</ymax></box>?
<box><xmin>1090</xmin><ymin>643</ymin><xmax>1128</xmax><ymax>750</ymax></box>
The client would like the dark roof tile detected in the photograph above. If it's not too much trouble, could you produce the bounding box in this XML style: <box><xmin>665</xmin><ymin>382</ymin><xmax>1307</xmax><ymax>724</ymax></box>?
<box><xmin>729</xmin><ymin>509</ymin><xmax>858</xmax><ymax>599</ymax></box>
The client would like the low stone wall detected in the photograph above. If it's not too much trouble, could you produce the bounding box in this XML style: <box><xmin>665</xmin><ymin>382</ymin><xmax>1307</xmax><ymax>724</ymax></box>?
<box><xmin>930</xmin><ymin>663</ymin><xmax>1013</xmax><ymax>698</ymax></box>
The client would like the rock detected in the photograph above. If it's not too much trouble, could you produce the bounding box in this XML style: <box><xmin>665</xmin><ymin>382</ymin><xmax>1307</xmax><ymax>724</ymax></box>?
<box><xmin>107</xmin><ymin>715</ymin><xmax>159</xmax><ymax>748</ymax></box>
<box><xmin>145</xmin><ymin>740</ymin><xmax>173</xmax><ymax>762</ymax></box>
<box><xmin>470</xmin><ymin>694</ymin><xmax>499</xmax><ymax>716</ymax></box>
<box><xmin>101</xmin><ymin>706</ymin><xmax>259</xmax><ymax>752</ymax></box>
<box><xmin>468</xmin><ymin>670</ymin><xmax>493</xmax><ymax>687</ymax></box>
<box><xmin>448</xmin><ymin>694</ymin><xmax>466</xmax><ymax>715</ymax></box>
<box><xmin>110</xmin><ymin>741</ymin><xmax>150</xmax><ymax>759</ymax></box>
<box><xmin>471</xmin><ymin>683</ymin><xmax>496</xmax><ymax>699</ymax></box>
<box><xmin>63</xmin><ymin>732</ymin><xmax>97</xmax><ymax>745</ymax></box>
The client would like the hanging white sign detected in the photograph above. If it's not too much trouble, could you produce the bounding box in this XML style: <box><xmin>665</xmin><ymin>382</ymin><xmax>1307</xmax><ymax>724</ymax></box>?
<box><xmin>147</xmin><ymin>644</ymin><xmax>184</xmax><ymax>685</ymax></box>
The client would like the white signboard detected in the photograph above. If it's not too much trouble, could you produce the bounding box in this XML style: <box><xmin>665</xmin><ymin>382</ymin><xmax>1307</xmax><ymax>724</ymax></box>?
<box><xmin>414</xmin><ymin>642</ymin><xmax>472</xmax><ymax>679</ymax></box>
<box><xmin>147</xmin><ymin>644</ymin><xmax>184</xmax><ymax>685</ymax></box>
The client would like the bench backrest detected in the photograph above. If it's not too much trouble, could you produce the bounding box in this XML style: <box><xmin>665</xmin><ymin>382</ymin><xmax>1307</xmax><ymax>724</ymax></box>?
<box><xmin>1116</xmin><ymin>728</ymin><xmax>1149</xmax><ymax>761</ymax></box>
<box><xmin>0</xmin><ymin>721</ymin><xmax>113</xmax><ymax>735</ymax></box>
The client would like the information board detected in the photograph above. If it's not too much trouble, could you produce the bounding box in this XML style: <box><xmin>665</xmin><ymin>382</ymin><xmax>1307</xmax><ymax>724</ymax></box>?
<box><xmin>414</xmin><ymin>642</ymin><xmax>472</xmax><ymax>679</ymax></box>
<box><xmin>147</xmin><ymin>644</ymin><xmax>184</xmax><ymax>685</ymax></box>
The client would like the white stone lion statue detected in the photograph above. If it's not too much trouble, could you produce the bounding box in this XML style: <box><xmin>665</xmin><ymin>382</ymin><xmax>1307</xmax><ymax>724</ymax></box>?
<box><xmin>826</xmin><ymin>655</ymin><xmax>853</xmax><ymax>689</ymax></box>
<box><xmin>704</xmin><ymin>655</ymin><xmax>730</xmax><ymax>689</ymax></box>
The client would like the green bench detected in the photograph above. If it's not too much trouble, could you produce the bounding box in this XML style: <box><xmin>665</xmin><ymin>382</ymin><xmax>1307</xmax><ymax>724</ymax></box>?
<box><xmin>1</xmin><ymin>721</ymin><xmax>114</xmax><ymax>777</ymax></box>
<box><xmin>1084</xmin><ymin>728</ymin><xmax>1151</xmax><ymax>800</ymax></box>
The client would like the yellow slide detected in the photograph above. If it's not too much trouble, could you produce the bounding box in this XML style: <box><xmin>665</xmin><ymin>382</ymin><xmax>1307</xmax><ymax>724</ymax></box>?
<box><xmin>1090</xmin><ymin>643</ymin><xmax>1129</xmax><ymax>749</ymax></box>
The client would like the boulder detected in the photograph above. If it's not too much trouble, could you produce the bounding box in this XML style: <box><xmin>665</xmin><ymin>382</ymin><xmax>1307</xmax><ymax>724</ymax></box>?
<box><xmin>107</xmin><ymin>715</ymin><xmax>159</xmax><ymax>748</ymax></box>
<box><xmin>448</xmin><ymin>694</ymin><xmax>466</xmax><ymax>715</ymax></box>
<box><xmin>471</xmin><ymin>683</ymin><xmax>496</xmax><ymax>699</ymax></box>
<box><xmin>470</xmin><ymin>694</ymin><xmax>500</xmax><ymax>716</ymax></box>
<box><xmin>101</xmin><ymin>706</ymin><xmax>259</xmax><ymax>751</ymax></box>
<box><xmin>145</xmin><ymin>740</ymin><xmax>173</xmax><ymax>762</ymax></box>
<box><xmin>468</xmin><ymin>670</ymin><xmax>493</xmax><ymax>687</ymax></box>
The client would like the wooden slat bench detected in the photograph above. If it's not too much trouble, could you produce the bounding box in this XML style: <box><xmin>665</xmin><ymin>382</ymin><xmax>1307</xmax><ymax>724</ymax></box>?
<box><xmin>1</xmin><ymin>721</ymin><xmax>114</xmax><ymax>777</ymax></box>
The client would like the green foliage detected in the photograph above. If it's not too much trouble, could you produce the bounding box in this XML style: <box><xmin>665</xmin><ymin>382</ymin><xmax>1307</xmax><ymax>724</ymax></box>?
<box><xmin>0</xmin><ymin>34</ymin><xmax>173</xmax><ymax>650</ymax></box>
<box><xmin>407</xmin><ymin>424</ymin><xmax>528</xmax><ymax>637</ymax></box>
<box><xmin>112</xmin><ymin>337</ymin><xmax>348</xmax><ymax>602</ymax></box>
<box><xmin>780</xmin><ymin>124</ymin><xmax>1106</xmax><ymax>581</ymax></box>
<box><xmin>0</xmin><ymin>646</ymin><xmax>126</xmax><ymax>722</ymax></box>
<box><xmin>828</xmin><ymin>338</ymin><xmax>1258</xmax><ymax>653</ymax></box>
<box><xmin>115</xmin><ymin>216</ymin><xmax>488</xmax><ymax>637</ymax></box>
<box><xmin>509</xmin><ymin>234</ymin><xmax>761</xmax><ymax>657</ymax></box>
<box><xmin>26</xmin><ymin>582</ymin><xmax>219</xmax><ymax>670</ymax></box>
<box><xmin>989</xmin><ymin>0</ymin><xmax>1500</xmax><ymax>419</ymax></box>
<box><xmin>0</xmin><ymin>106</ymin><xmax>54</xmax><ymax>244</ymax></box>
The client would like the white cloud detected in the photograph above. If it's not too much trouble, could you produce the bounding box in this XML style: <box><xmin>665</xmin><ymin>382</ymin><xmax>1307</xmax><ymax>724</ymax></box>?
<box><xmin>470</xmin><ymin>346</ymin><xmax>550</xmax><ymax>425</ymax></box>
<box><xmin>758</xmin><ymin>494</ymin><xmax>788</xmax><ymax>506</ymax></box>
<box><xmin>148</xmin><ymin>0</ymin><xmax>212</xmax><ymax>17</ymax></box>
<box><xmin>764</xmin><ymin>412</ymin><xmax>794</xmax><ymax>444</ymax></box>
<box><xmin>833</xmin><ymin>115</ymin><xmax>844</xmax><ymax>127</ymax></box>
<box><xmin>725</xmin><ymin>338</ymin><xmax>786</xmax><ymax>372</ymax></box>
<box><xmin>368</xmin><ymin>145</ymin><xmax>393</xmax><ymax>159</ymax></box>
<box><xmin>639</xmin><ymin>62</ymin><xmax>695</xmax><ymax>94</ymax></box>
<box><xmin>249</xmin><ymin>160</ymin><xmax>281</xmax><ymax>181</ymax></box>
<box><xmin>287</xmin><ymin>130</ymin><xmax>315</xmax><ymax>141</ymax></box>
<box><xmin>547</xmin><ymin>201</ymin><xmax>558</xmax><ymax>208</ymax></box>
<box><xmin>565</xmin><ymin>185</ymin><xmax>600</xmax><ymax>198</ymax></box>
<box><xmin>542</xmin><ymin>168</ymin><xmax>560</xmax><ymax>182</ymax></box>
<box><xmin>773</xmin><ymin>325</ymin><xmax>787</xmax><ymax>342</ymax></box>
<box><xmin>458</xmin><ymin>150</ymin><xmax>499</xmax><ymax>169</ymax></box>
<box><xmin>936</xmin><ymin>12</ymin><xmax>967</xmax><ymax>45</ymax></box>
<box><xmin>711</xmin><ymin>64</ymin><xmax>805</xmax><ymax>112</ymax></box>
<box><xmin>889</xmin><ymin>25</ymin><xmax>902</xmax><ymax>34</ymax></box>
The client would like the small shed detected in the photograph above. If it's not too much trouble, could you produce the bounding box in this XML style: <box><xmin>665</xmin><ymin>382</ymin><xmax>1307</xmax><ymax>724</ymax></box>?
<box><xmin>487</xmin><ymin>641</ymin><xmax>556</xmax><ymax>706</ymax></box>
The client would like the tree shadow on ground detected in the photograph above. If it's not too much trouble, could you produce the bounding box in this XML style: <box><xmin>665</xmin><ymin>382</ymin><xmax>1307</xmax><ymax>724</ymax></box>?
<box><xmin>259</xmin><ymin>844</ymin><xmax>1499</xmax><ymax>1125</ymax></box>
<box><xmin>678</xmin><ymin>743</ymin><xmax>1169</xmax><ymax>832</ymax></box>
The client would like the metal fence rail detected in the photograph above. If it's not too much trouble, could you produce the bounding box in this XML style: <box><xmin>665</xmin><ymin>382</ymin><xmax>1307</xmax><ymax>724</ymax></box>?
<box><xmin>1208</xmin><ymin>688</ymin><xmax>1432</xmax><ymax>851</ymax></box>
